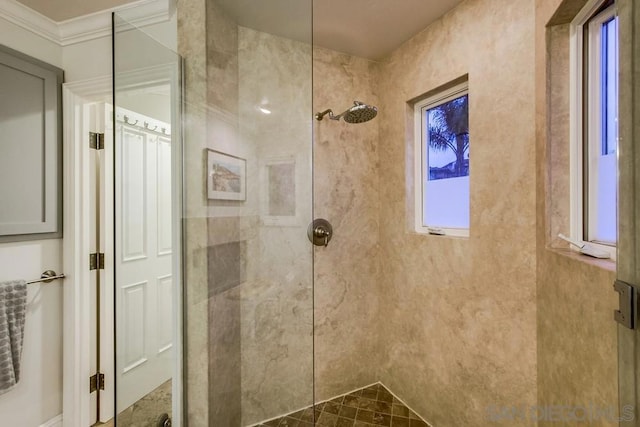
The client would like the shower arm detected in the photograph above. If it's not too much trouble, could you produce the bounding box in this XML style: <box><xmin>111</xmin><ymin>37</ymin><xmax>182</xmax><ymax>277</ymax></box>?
<box><xmin>315</xmin><ymin>102</ymin><xmax>376</xmax><ymax>123</ymax></box>
<box><xmin>315</xmin><ymin>109</ymin><xmax>341</xmax><ymax>121</ymax></box>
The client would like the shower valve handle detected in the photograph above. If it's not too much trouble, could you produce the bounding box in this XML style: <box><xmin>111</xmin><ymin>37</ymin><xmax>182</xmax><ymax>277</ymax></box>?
<box><xmin>307</xmin><ymin>219</ymin><xmax>333</xmax><ymax>247</ymax></box>
<box><xmin>314</xmin><ymin>227</ymin><xmax>331</xmax><ymax>247</ymax></box>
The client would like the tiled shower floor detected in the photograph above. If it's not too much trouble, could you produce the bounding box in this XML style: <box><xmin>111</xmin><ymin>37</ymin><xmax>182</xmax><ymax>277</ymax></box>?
<box><xmin>256</xmin><ymin>383</ymin><xmax>431</xmax><ymax>427</ymax></box>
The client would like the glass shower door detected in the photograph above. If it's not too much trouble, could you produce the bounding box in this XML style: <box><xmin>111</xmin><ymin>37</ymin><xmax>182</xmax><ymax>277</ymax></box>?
<box><xmin>112</xmin><ymin>13</ymin><xmax>183</xmax><ymax>426</ymax></box>
<box><xmin>182</xmin><ymin>0</ymin><xmax>315</xmax><ymax>425</ymax></box>
<box><xmin>114</xmin><ymin>0</ymin><xmax>315</xmax><ymax>425</ymax></box>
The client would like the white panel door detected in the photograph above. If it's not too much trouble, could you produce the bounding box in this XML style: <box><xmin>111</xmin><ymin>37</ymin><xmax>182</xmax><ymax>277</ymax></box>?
<box><xmin>115</xmin><ymin>108</ymin><xmax>173</xmax><ymax>412</ymax></box>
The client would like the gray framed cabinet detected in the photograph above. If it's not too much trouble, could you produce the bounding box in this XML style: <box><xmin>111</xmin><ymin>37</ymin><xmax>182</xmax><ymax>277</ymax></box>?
<box><xmin>0</xmin><ymin>45</ymin><xmax>64</xmax><ymax>242</ymax></box>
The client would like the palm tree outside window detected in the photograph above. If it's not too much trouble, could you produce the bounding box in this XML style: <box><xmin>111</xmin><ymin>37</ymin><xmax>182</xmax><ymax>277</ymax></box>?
<box><xmin>414</xmin><ymin>81</ymin><xmax>470</xmax><ymax>237</ymax></box>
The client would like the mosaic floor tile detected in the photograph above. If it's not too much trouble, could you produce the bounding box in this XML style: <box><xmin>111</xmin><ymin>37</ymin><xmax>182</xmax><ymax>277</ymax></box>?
<box><xmin>255</xmin><ymin>383</ymin><xmax>430</xmax><ymax>427</ymax></box>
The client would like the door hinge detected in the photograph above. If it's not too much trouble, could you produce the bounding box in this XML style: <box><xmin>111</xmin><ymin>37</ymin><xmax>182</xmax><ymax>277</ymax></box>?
<box><xmin>614</xmin><ymin>280</ymin><xmax>636</xmax><ymax>329</ymax></box>
<box><xmin>89</xmin><ymin>132</ymin><xmax>105</xmax><ymax>150</ymax></box>
<box><xmin>89</xmin><ymin>372</ymin><xmax>105</xmax><ymax>393</ymax></box>
<box><xmin>89</xmin><ymin>253</ymin><xmax>105</xmax><ymax>270</ymax></box>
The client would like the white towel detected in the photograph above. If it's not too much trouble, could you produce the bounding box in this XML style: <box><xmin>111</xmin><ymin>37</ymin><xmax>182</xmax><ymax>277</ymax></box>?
<box><xmin>0</xmin><ymin>280</ymin><xmax>27</xmax><ymax>395</ymax></box>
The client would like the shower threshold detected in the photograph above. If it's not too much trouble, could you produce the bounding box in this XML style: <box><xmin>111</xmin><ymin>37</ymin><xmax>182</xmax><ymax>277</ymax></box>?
<box><xmin>253</xmin><ymin>382</ymin><xmax>431</xmax><ymax>427</ymax></box>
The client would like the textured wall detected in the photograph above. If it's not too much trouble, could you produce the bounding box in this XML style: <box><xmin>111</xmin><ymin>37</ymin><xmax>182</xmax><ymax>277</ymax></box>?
<box><xmin>237</xmin><ymin>27</ymin><xmax>314</xmax><ymax>425</ymax></box>
<box><xmin>617</xmin><ymin>0</ymin><xmax>640</xmax><ymax>421</ymax></box>
<box><xmin>178</xmin><ymin>0</ymin><xmax>627</xmax><ymax>425</ymax></box>
<box><xmin>536</xmin><ymin>0</ymin><xmax>618</xmax><ymax>425</ymax></box>
<box><xmin>312</xmin><ymin>47</ymin><xmax>382</xmax><ymax>401</ymax></box>
<box><xmin>183</xmin><ymin>2</ymin><xmax>316</xmax><ymax>423</ymax></box>
<box><xmin>203</xmin><ymin>3</ymin><xmax>243</xmax><ymax>424</ymax></box>
<box><xmin>177</xmin><ymin>0</ymin><xmax>210</xmax><ymax>424</ymax></box>
<box><xmin>376</xmin><ymin>0</ymin><xmax>538</xmax><ymax>425</ymax></box>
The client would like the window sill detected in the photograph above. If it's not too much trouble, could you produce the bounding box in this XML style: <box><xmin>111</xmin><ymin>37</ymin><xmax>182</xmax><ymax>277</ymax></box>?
<box><xmin>546</xmin><ymin>246</ymin><xmax>616</xmax><ymax>273</ymax></box>
<box><xmin>411</xmin><ymin>230</ymin><xmax>469</xmax><ymax>240</ymax></box>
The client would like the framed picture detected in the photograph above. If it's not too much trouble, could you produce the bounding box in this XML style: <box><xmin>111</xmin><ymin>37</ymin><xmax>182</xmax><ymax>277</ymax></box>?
<box><xmin>260</xmin><ymin>155</ymin><xmax>299</xmax><ymax>227</ymax></box>
<box><xmin>207</xmin><ymin>149</ymin><xmax>246</xmax><ymax>201</ymax></box>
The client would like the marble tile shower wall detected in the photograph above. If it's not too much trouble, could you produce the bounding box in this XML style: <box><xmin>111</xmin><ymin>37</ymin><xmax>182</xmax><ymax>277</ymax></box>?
<box><xmin>187</xmin><ymin>0</ymin><xmax>381</xmax><ymax>422</ymax></box>
<box><xmin>237</xmin><ymin>27</ymin><xmax>314</xmax><ymax>425</ymax></box>
<box><xmin>376</xmin><ymin>0</ymin><xmax>537</xmax><ymax>425</ymax></box>
<box><xmin>312</xmin><ymin>47</ymin><xmax>382</xmax><ymax>403</ymax></box>
<box><xmin>535</xmin><ymin>0</ymin><xmax>618</xmax><ymax>425</ymax></box>
<box><xmin>204</xmin><ymin>33</ymin><xmax>383</xmax><ymax>424</ymax></box>
<box><xmin>177</xmin><ymin>0</ymin><xmax>622</xmax><ymax>426</ymax></box>
<box><xmin>182</xmin><ymin>0</ymin><xmax>536</xmax><ymax>425</ymax></box>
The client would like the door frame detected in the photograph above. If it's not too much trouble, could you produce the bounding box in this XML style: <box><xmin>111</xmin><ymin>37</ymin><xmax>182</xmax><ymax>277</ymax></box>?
<box><xmin>62</xmin><ymin>76</ymin><xmax>111</xmax><ymax>427</ymax></box>
<box><xmin>62</xmin><ymin>64</ymin><xmax>183</xmax><ymax>426</ymax></box>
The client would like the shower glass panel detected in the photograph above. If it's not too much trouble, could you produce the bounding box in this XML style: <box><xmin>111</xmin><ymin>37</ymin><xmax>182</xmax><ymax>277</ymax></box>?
<box><xmin>113</xmin><ymin>13</ymin><xmax>183</xmax><ymax>426</ymax></box>
<box><xmin>180</xmin><ymin>0</ymin><xmax>314</xmax><ymax>425</ymax></box>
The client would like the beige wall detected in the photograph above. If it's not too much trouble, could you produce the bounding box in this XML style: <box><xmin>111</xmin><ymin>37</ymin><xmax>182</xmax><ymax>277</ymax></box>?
<box><xmin>376</xmin><ymin>0</ymin><xmax>538</xmax><ymax>425</ymax></box>
<box><xmin>617</xmin><ymin>0</ymin><xmax>640</xmax><ymax>420</ymax></box>
<box><xmin>312</xmin><ymin>46</ymin><xmax>382</xmax><ymax>401</ymax></box>
<box><xmin>180</xmin><ymin>0</ymin><xmax>627</xmax><ymax>425</ymax></box>
<box><xmin>238</xmin><ymin>27</ymin><xmax>314</xmax><ymax>425</ymax></box>
<box><xmin>183</xmin><ymin>2</ymin><xmax>316</xmax><ymax>424</ymax></box>
<box><xmin>535</xmin><ymin>0</ymin><xmax>618</xmax><ymax>426</ymax></box>
<box><xmin>202</xmin><ymin>25</ymin><xmax>384</xmax><ymax>422</ymax></box>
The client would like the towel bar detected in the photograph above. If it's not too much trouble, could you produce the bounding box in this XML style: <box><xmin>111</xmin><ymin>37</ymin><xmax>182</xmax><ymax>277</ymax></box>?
<box><xmin>26</xmin><ymin>270</ymin><xmax>65</xmax><ymax>285</ymax></box>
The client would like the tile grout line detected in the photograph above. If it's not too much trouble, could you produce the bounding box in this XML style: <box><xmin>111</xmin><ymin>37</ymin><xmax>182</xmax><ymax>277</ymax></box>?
<box><xmin>378</xmin><ymin>381</ymin><xmax>434</xmax><ymax>427</ymax></box>
<box><xmin>249</xmin><ymin>381</ymin><xmax>433</xmax><ymax>427</ymax></box>
<box><xmin>246</xmin><ymin>382</ymin><xmax>384</xmax><ymax>427</ymax></box>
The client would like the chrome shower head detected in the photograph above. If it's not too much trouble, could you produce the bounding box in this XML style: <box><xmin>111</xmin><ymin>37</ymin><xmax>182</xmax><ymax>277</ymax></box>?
<box><xmin>342</xmin><ymin>101</ymin><xmax>378</xmax><ymax>123</ymax></box>
<box><xmin>315</xmin><ymin>101</ymin><xmax>378</xmax><ymax>124</ymax></box>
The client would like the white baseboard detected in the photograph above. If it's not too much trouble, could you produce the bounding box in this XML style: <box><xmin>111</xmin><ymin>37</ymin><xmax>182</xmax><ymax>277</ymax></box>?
<box><xmin>39</xmin><ymin>414</ymin><xmax>62</xmax><ymax>427</ymax></box>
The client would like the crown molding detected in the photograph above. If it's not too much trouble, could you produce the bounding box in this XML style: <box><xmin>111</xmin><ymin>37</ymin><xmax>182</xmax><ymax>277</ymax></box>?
<box><xmin>0</xmin><ymin>0</ymin><xmax>171</xmax><ymax>47</ymax></box>
<box><xmin>0</xmin><ymin>0</ymin><xmax>59</xmax><ymax>43</ymax></box>
<box><xmin>58</xmin><ymin>0</ymin><xmax>170</xmax><ymax>46</ymax></box>
<box><xmin>64</xmin><ymin>75</ymin><xmax>111</xmax><ymax>100</ymax></box>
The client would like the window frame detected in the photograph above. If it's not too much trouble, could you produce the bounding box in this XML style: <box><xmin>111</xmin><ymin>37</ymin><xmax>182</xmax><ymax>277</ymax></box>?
<box><xmin>413</xmin><ymin>81</ymin><xmax>470</xmax><ymax>238</ymax></box>
<box><xmin>569</xmin><ymin>0</ymin><xmax>618</xmax><ymax>260</ymax></box>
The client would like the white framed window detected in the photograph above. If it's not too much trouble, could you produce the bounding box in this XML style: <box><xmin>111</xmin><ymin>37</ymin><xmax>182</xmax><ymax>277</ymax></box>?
<box><xmin>570</xmin><ymin>0</ymin><xmax>618</xmax><ymax>259</ymax></box>
<box><xmin>414</xmin><ymin>82</ymin><xmax>469</xmax><ymax>237</ymax></box>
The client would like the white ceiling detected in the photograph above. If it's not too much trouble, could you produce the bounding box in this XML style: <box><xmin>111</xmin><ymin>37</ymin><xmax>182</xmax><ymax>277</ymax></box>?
<box><xmin>218</xmin><ymin>0</ymin><xmax>464</xmax><ymax>60</ymax></box>
<box><xmin>15</xmin><ymin>0</ymin><xmax>464</xmax><ymax>60</ymax></box>
<box><xmin>314</xmin><ymin>0</ymin><xmax>463</xmax><ymax>60</ymax></box>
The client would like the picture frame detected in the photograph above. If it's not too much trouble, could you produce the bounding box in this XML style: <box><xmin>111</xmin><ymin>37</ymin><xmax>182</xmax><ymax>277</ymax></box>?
<box><xmin>207</xmin><ymin>149</ymin><xmax>246</xmax><ymax>201</ymax></box>
<box><xmin>260</xmin><ymin>155</ymin><xmax>300</xmax><ymax>227</ymax></box>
